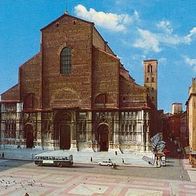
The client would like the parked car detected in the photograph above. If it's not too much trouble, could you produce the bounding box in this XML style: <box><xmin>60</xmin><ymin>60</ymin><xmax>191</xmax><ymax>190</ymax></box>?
<box><xmin>98</xmin><ymin>160</ymin><xmax>113</xmax><ymax>166</ymax></box>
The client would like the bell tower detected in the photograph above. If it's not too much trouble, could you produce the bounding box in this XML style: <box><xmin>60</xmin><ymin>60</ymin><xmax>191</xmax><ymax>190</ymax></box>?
<box><xmin>144</xmin><ymin>59</ymin><xmax>158</xmax><ymax>108</ymax></box>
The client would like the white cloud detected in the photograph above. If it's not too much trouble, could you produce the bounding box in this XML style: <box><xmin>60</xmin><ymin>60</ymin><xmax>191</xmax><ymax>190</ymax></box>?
<box><xmin>74</xmin><ymin>4</ymin><xmax>138</xmax><ymax>32</ymax></box>
<box><xmin>134</xmin><ymin>20</ymin><xmax>196</xmax><ymax>53</ymax></box>
<box><xmin>184</xmin><ymin>27</ymin><xmax>196</xmax><ymax>44</ymax></box>
<box><xmin>157</xmin><ymin>20</ymin><xmax>173</xmax><ymax>34</ymax></box>
<box><xmin>183</xmin><ymin>56</ymin><xmax>196</xmax><ymax>72</ymax></box>
<box><xmin>133</xmin><ymin>28</ymin><xmax>161</xmax><ymax>53</ymax></box>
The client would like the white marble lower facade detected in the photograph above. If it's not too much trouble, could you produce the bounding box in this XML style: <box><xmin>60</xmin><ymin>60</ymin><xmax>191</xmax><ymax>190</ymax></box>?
<box><xmin>0</xmin><ymin>103</ymin><xmax>151</xmax><ymax>153</ymax></box>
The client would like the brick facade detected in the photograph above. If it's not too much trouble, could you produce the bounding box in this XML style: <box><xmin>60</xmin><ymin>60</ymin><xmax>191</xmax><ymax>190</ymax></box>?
<box><xmin>0</xmin><ymin>14</ymin><xmax>157</xmax><ymax>152</ymax></box>
<box><xmin>187</xmin><ymin>78</ymin><xmax>196</xmax><ymax>167</ymax></box>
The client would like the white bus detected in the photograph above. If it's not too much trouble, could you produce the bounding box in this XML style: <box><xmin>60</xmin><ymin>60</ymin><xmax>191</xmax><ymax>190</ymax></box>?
<box><xmin>34</xmin><ymin>154</ymin><xmax>73</xmax><ymax>167</ymax></box>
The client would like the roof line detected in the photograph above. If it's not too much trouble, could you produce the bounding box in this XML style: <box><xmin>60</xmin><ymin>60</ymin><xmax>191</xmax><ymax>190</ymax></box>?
<box><xmin>93</xmin><ymin>26</ymin><xmax>116</xmax><ymax>56</ymax></box>
<box><xmin>93</xmin><ymin>46</ymin><xmax>119</xmax><ymax>61</ymax></box>
<box><xmin>41</xmin><ymin>13</ymin><xmax>94</xmax><ymax>31</ymax></box>
<box><xmin>1</xmin><ymin>84</ymin><xmax>18</xmax><ymax>96</ymax></box>
<box><xmin>19</xmin><ymin>52</ymin><xmax>40</xmax><ymax>68</ymax></box>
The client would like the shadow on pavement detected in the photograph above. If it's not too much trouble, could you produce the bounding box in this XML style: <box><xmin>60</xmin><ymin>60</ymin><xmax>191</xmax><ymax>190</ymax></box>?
<box><xmin>71</xmin><ymin>165</ymin><xmax>94</xmax><ymax>169</ymax></box>
<box><xmin>0</xmin><ymin>159</ymin><xmax>33</xmax><ymax>172</ymax></box>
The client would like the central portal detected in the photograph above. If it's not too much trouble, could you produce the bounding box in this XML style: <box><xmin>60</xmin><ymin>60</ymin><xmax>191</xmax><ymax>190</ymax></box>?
<box><xmin>59</xmin><ymin>124</ymin><xmax>71</xmax><ymax>149</ymax></box>
<box><xmin>54</xmin><ymin>111</ymin><xmax>71</xmax><ymax>150</ymax></box>
<box><xmin>97</xmin><ymin>124</ymin><xmax>109</xmax><ymax>151</ymax></box>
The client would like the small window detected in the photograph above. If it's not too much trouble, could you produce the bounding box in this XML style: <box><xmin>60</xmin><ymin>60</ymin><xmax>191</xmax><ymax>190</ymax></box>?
<box><xmin>60</xmin><ymin>47</ymin><xmax>71</xmax><ymax>74</ymax></box>
<box><xmin>148</xmin><ymin>64</ymin><xmax>152</xmax><ymax>73</ymax></box>
<box><xmin>152</xmin><ymin>77</ymin><xmax>154</xmax><ymax>82</ymax></box>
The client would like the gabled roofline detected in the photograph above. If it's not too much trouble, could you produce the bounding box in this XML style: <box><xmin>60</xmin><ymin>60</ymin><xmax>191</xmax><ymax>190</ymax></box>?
<box><xmin>19</xmin><ymin>52</ymin><xmax>40</xmax><ymax>68</ymax></box>
<box><xmin>1</xmin><ymin>84</ymin><xmax>19</xmax><ymax>96</ymax></box>
<box><xmin>41</xmin><ymin>13</ymin><xmax>94</xmax><ymax>31</ymax></box>
<box><xmin>93</xmin><ymin>26</ymin><xmax>116</xmax><ymax>56</ymax></box>
<box><xmin>120</xmin><ymin>66</ymin><xmax>135</xmax><ymax>82</ymax></box>
<box><xmin>93</xmin><ymin>46</ymin><xmax>119</xmax><ymax>61</ymax></box>
<box><xmin>120</xmin><ymin>75</ymin><xmax>146</xmax><ymax>90</ymax></box>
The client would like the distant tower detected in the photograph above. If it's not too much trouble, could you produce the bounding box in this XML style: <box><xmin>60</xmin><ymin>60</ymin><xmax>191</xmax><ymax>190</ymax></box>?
<box><xmin>171</xmin><ymin>103</ymin><xmax>183</xmax><ymax>114</ymax></box>
<box><xmin>144</xmin><ymin>59</ymin><xmax>158</xmax><ymax>108</ymax></box>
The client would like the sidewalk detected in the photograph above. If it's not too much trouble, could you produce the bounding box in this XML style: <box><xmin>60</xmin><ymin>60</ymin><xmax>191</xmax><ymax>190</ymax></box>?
<box><xmin>182</xmin><ymin>159</ymin><xmax>196</xmax><ymax>182</ymax></box>
<box><xmin>0</xmin><ymin>147</ymin><xmax>154</xmax><ymax>167</ymax></box>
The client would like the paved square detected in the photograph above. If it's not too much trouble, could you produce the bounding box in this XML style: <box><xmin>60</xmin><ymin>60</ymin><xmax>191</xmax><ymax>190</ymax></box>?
<box><xmin>0</xmin><ymin>159</ymin><xmax>196</xmax><ymax>195</ymax></box>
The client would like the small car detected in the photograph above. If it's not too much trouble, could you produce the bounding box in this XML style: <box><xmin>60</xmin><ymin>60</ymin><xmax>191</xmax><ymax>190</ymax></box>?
<box><xmin>98</xmin><ymin>160</ymin><xmax>113</xmax><ymax>166</ymax></box>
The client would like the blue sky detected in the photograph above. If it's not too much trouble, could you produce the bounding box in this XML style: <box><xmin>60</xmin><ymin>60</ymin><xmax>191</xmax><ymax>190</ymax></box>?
<box><xmin>0</xmin><ymin>0</ymin><xmax>196</xmax><ymax>112</ymax></box>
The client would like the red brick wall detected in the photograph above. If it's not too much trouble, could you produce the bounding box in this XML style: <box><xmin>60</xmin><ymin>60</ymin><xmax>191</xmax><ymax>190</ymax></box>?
<box><xmin>119</xmin><ymin>75</ymin><xmax>147</xmax><ymax>108</ymax></box>
<box><xmin>93</xmin><ymin>28</ymin><xmax>115</xmax><ymax>55</ymax></box>
<box><xmin>92</xmin><ymin>47</ymin><xmax>119</xmax><ymax>108</ymax></box>
<box><xmin>1</xmin><ymin>84</ymin><xmax>19</xmax><ymax>101</ymax></box>
<box><xmin>41</xmin><ymin>15</ymin><xmax>93</xmax><ymax>109</ymax></box>
<box><xmin>19</xmin><ymin>53</ymin><xmax>41</xmax><ymax>109</ymax></box>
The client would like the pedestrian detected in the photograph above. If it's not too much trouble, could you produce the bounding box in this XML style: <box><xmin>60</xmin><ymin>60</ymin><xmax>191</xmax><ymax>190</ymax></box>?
<box><xmin>122</xmin><ymin>158</ymin><xmax>124</xmax><ymax>164</ymax></box>
<box><xmin>90</xmin><ymin>157</ymin><xmax>92</xmax><ymax>162</ymax></box>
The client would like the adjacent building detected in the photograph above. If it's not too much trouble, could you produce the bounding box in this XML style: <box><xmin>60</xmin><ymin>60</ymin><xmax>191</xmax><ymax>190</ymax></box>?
<box><xmin>186</xmin><ymin>78</ymin><xmax>196</xmax><ymax>167</ymax></box>
<box><xmin>162</xmin><ymin>103</ymin><xmax>188</xmax><ymax>149</ymax></box>
<box><xmin>0</xmin><ymin>13</ymin><xmax>158</xmax><ymax>152</ymax></box>
<box><xmin>172</xmin><ymin>103</ymin><xmax>183</xmax><ymax>115</ymax></box>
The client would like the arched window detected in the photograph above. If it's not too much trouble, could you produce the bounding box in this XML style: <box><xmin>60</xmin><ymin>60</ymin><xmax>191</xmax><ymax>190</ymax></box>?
<box><xmin>147</xmin><ymin>64</ymin><xmax>152</xmax><ymax>73</ymax></box>
<box><xmin>60</xmin><ymin>47</ymin><xmax>71</xmax><ymax>74</ymax></box>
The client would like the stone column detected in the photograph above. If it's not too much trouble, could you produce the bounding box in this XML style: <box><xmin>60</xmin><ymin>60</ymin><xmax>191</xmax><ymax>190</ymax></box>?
<box><xmin>84</xmin><ymin>112</ymin><xmax>93</xmax><ymax>152</ymax></box>
<box><xmin>141</xmin><ymin>110</ymin><xmax>145</xmax><ymax>152</ymax></box>
<box><xmin>35</xmin><ymin>112</ymin><xmax>43</xmax><ymax>149</ymax></box>
<box><xmin>16</xmin><ymin>103</ymin><xmax>22</xmax><ymax>148</ymax></box>
<box><xmin>70</xmin><ymin>111</ymin><xmax>77</xmax><ymax>151</ymax></box>
<box><xmin>109</xmin><ymin>112</ymin><xmax>121</xmax><ymax>154</ymax></box>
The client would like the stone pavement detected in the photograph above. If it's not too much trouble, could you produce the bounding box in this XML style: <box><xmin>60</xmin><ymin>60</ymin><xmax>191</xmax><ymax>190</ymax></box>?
<box><xmin>0</xmin><ymin>147</ymin><xmax>154</xmax><ymax>167</ymax></box>
<box><xmin>0</xmin><ymin>164</ymin><xmax>196</xmax><ymax>196</ymax></box>
<box><xmin>1</xmin><ymin>147</ymin><xmax>196</xmax><ymax>184</ymax></box>
<box><xmin>182</xmin><ymin>159</ymin><xmax>196</xmax><ymax>182</ymax></box>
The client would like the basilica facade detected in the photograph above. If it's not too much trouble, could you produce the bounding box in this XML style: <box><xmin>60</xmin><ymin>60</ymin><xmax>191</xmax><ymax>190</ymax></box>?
<box><xmin>0</xmin><ymin>14</ymin><xmax>158</xmax><ymax>152</ymax></box>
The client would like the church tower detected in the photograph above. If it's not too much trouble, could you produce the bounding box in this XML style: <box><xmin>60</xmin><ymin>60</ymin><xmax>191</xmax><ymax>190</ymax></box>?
<box><xmin>144</xmin><ymin>59</ymin><xmax>158</xmax><ymax>108</ymax></box>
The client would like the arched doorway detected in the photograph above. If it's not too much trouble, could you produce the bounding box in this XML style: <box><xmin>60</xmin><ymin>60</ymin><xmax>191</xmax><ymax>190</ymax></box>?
<box><xmin>54</xmin><ymin>111</ymin><xmax>71</xmax><ymax>150</ymax></box>
<box><xmin>97</xmin><ymin>124</ymin><xmax>109</xmax><ymax>151</ymax></box>
<box><xmin>25</xmin><ymin>124</ymin><xmax>34</xmax><ymax>148</ymax></box>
